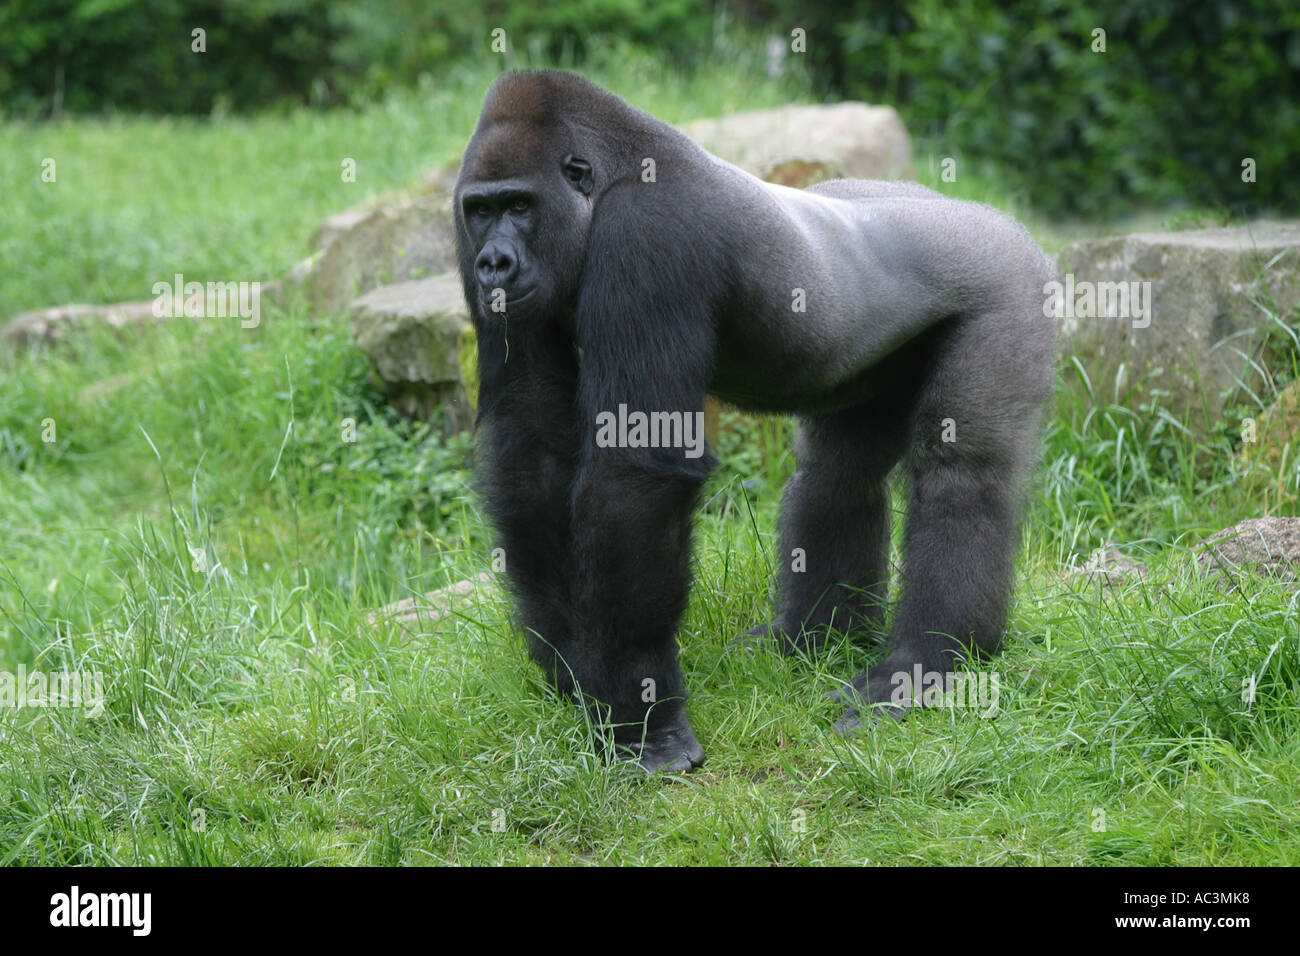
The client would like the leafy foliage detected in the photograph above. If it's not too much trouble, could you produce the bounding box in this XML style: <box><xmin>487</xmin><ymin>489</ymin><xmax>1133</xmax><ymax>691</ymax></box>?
<box><xmin>788</xmin><ymin>0</ymin><xmax>1300</xmax><ymax>215</ymax></box>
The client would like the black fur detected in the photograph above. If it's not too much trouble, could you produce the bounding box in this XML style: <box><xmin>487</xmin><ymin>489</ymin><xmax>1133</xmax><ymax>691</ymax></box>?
<box><xmin>454</xmin><ymin>71</ymin><xmax>1056</xmax><ymax>772</ymax></box>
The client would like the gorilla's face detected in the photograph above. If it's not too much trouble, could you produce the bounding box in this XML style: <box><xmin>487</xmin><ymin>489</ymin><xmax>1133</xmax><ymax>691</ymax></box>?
<box><xmin>456</xmin><ymin>141</ymin><xmax>594</xmax><ymax>323</ymax></box>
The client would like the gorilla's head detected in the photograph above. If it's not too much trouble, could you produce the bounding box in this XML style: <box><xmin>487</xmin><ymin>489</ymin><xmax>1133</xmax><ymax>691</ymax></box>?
<box><xmin>454</xmin><ymin>73</ymin><xmax>600</xmax><ymax>323</ymax></box>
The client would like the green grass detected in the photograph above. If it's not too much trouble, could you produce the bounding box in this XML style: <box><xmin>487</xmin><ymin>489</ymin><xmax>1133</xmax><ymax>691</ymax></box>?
<box><xmin>2</xmin><ymin>59</ymin><xmax>1298</xmax><ymax>866</ymax></box>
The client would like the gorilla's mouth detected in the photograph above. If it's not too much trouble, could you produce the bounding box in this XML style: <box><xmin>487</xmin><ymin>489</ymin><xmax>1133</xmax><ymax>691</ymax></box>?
<box><xmin>481</xmin><ymin>288</ymin><xmax>536</xmax><ymax>311</ymax></box>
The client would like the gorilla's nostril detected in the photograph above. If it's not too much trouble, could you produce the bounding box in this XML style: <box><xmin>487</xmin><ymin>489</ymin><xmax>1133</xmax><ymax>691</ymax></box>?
<box><xmin>475</xmin><ymin>244</ymin><xmax>518</xmax><ymax>289</ymax></box>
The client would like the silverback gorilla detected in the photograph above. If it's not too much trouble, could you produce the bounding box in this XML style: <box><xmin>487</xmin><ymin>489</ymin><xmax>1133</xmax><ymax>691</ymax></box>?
<box><xmin>454</xmin><ymin>71</ymin><xmax>1056</xmax><ymax>773</ymax></box>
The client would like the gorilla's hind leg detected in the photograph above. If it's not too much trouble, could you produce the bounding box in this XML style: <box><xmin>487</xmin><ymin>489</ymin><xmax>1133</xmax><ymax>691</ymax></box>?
<box><xmin>833</xmin><ymin>458</ymin><xmax>1021</xmax><ymax>733</ymax></box>
<box><xmin>836</xmin><ymin>307</ymin><xmax>1052</xmax><ymax>730</ymax></box>
<box><xmin>748</xmin><ymin>401</ymin><xmax>909</xmax><ymax>654</ymax></box>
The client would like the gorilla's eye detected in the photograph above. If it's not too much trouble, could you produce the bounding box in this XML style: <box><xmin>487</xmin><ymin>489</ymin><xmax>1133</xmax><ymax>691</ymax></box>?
<box><xmin>562</xmin><ymin>155</ymin><xmax>594</xmax><ymax>195</ymax></box>
<box><xmin>510</xmin><ymin>198</ymin><xmax>530</xmax><ymax>213</ymax></box>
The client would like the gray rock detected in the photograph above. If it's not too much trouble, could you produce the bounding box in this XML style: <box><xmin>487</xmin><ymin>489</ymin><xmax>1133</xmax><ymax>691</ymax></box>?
<box><xmin>306</xmin><ymin>192</ymin><xmax>459</xmax><ymax>315</ymax></box>
<box><xmin>1057</xmin><ymin>222</ymin><xmax>1300</xmax><ymax>432</ymax></box>
<box><xmin>681</xmin><ymin>102</ymin><xmax>912</xmax><ymax>185</ymax></box>
<box><xmin>1</xmin><ymin>302</ymin><xmax>148</xmax><ymax>347</ymax></box>
<box><xmin>348</xmin><ymin>273</ymin><xmax>474</xmax><ymax>428</ymax></box>
<box><xmin>0</xmin><ymin>297</ymin><xmax>203</xmax><ymax>348</ymax></box>
<box><xmin>261</xmin><ymin>251</ymin><xmax>322</xmax><ymax>312</ymax></box>
<box><xmin>421</xmin><ymin>161</ymin><xmax>460</xmax><ymax>194</ymax></box>
<box><xmin>1069</xmin><ymin>545</ymin><xmax>1148</xmax><ymax>587</ymax></box>
<box><xmin>1190</xmin><ymin>516</ymin><xmax>1300</xmax><ymax>590</ymax></box>
<box><xmin>367</xmin><ymin>573</ymin><xmax>497</xmax><ymax>631</ymax></box>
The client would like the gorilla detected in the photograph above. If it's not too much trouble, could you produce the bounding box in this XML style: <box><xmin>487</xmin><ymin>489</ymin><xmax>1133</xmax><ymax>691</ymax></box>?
<box><xmin>454</xmin><ymin>71</ymin><xmax>1056</xmax><ymax>773</ymax></box>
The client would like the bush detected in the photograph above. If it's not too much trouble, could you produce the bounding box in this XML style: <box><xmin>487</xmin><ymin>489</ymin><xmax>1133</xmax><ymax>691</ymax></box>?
<box><xmin>781</xmin><ymin>0</ymin><xmax>1300</xmax><ymax>216</ymax></box>
<box><xmin>4</xmin><ymin>0</ymin><xmax>1295</xmax><ymax>217</ymax></box>
<box><xmin>0</xmin><ymin>0</ymin><xmax>342</xmax><ymax>115</ymax></box>
<box><xmin>0</xmin><ymin>0</ymin><xmax>721</xmax><ymax>115</ymax></box>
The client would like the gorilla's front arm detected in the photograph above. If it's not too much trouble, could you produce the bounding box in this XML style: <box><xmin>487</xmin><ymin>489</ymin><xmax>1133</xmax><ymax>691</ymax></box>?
<box><xmin>472</xmin><ymin>318</ymin><xmax>582</xmax><ymax>693</ymax></box>
<box><xmin>563</xmin><ymin>183</ymin><xmax>721</xmax><ymax>769</ymax></box>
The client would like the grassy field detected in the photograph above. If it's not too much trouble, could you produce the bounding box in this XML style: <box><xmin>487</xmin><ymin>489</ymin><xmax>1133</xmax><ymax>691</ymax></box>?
<box><xmin>2</xmin><ymin>61</ymin><xmax>1298</xmax><ymax>866</ymax></box>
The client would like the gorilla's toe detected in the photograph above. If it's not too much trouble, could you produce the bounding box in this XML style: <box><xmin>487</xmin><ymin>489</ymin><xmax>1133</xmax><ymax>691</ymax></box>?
<box><xmin>631</xmin><ymin>723</ymin><xmax>706</xmax><ymax>774</ymax></box>
<box><xmin>831</xmin><ymin>669</ymin><xmax>905</xmax><ymax>734</ymax></box>
<box><xmin>834</xmin><ymin>702</ymin><xmax>903</xmax><ymax>735</ymax></box>
<box><xmin>649</xmin><ymin>751</ymin><xmax>699</xmax><ymax>774</ymax></box>
<box><xmin>825</xmin><ymin>678</ymin><xmax>858</xmax><ymax>702</ymax></box>
<box><xmin>833</xmin><ymin>708</ymin><xmax>863</xmax><ymax>735</ymax></box>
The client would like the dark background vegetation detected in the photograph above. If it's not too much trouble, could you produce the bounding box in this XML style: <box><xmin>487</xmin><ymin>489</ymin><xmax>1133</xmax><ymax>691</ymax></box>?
<box><xmin>1</xmin><ymin>0</ymin><xmax>1296</xmax><ymax>217</ymax></box>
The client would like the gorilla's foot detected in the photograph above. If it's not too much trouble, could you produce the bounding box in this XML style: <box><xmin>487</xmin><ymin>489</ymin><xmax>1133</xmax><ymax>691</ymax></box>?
<box><xmin>619</xmin><ymin>720</ymin><xmax>706</xmax><ymax>774</ymax></box>
<box><xmin>831</xmin><ymin>659</ymin><xmax>912</xmax><ymax>734</ymax></box>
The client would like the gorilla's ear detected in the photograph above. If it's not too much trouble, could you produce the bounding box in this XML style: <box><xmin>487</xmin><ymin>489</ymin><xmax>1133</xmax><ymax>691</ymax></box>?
<box><xmin>562</xmin><ymin>155</ymin><xmax>594</xmax><ymax>196</ymax></box>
